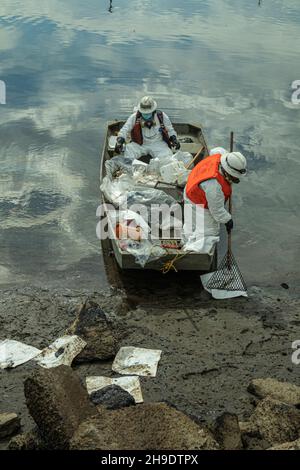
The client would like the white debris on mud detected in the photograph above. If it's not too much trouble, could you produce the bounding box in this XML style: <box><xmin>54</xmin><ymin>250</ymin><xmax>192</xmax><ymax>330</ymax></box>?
<box><xmin>86</xmin><ymin>376</ymin><xmax>143</xmax><ymax>404</ymax></box>
<box><xmin>35</xmin><ymin>336</ymin><xmax>87</xmax><ymax>369</ymax></box>
<box><xmin>0</xmin><ymin>284</ymin><xmax>299</xmax><ymax>450</ymax></box>
<box><xmin>0</xmin><ymin>340</ymin><xmax>41</xmax><ymax>369</ymax></box>
<box><xmin>112</xmin><ymin>346</ymin><xmax>162</xmax><ymax>377</ymax></box>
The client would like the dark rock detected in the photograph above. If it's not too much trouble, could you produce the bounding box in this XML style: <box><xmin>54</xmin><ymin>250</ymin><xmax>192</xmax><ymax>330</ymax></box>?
<box><xmin>239</xmin><ymin>420</ymin><xmax>260</xmax><ymax>438</ymax></box>
<box><xmin>269</xmin><ymin>438</ymin><xmax>300</xmax><ymax>450</ymax></box>
<box><xmin>70</xmin><ymin>402</ymin><xmax>219</xmax><ymax>450</ymax></box>
<box><xmin>248</xmin><ymin>378</ymin><xmax>300</xmax><ymax>406</ymax></box>
<box><xmin>242</xmin><ymin>435</ymin><xmax>270</xmax><ymax>450</ymax></box>
<box><xmin>9</xmin><ymin>428</ymin><xmax>46</xmax><ymax>450</ymax></box>
<box><xmin>281</xmin><ymin>283</ymin><xmax>289</xmax><ymax>290</ymax></box>
<box><xmin>90</xmin><ymin>385</ymin><xmax>135</xmax><ymax>409</ymax></box>
<box><xmin>24</xmin><ymin>365</ymin><xmax>97</xmax><ymax>449</ymax></box>
<box><xmin>239</xmin><ymin>420</ymin><xmax>265</xmax><ymax>449</ymax></box>
<box><xmin>249</xmin><ymin>397</ymin><xmax>300</xmax><ymax>445</ymax></box>
<box><xmin>67</xmin><ymin>300</ymin><xmax>121</xmax><ymax>362</ymax></box>
<box><xmin>213</xmin><ymin>413</ymin><xmax>243</xmax><ymax>450</ymax></box>
<box><xmin>0</xmin><ymin>413</ymin><xmax>21</xmax><ymax>439</ymax></box>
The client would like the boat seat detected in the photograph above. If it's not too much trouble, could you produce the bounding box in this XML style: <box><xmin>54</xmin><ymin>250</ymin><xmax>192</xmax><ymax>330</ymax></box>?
<box><xmin>177</xmin><ymin>134</ymin><xmax>203</xmax><ymax>155</ymax></box>
<box><xmin>180</xmin><ymin>142</ymin><xmax>202</xmax><ymax>155</ymax></box>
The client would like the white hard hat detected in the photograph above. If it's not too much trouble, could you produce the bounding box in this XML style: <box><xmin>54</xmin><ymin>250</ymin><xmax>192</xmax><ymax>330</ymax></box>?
<box><xmin>138</xmin><ymin>96</ymin><xmax>157</xmax><ymax>114</ymax></box>
<box><xmin>210</xmin><ymin>147</ymin><xmax>227</xmax><ymax>156</ymax></box>
<box><xmin>221</xmin><ymin>151</ymin><xmax>247</xmax><ymax>178</ymax></box>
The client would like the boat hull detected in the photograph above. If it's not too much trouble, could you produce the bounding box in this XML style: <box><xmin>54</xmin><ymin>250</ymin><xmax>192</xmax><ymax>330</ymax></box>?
<box><xmin>100</xmin><ymin>121</ymin><xmax>218</xmax><ymax>272</ymax></box>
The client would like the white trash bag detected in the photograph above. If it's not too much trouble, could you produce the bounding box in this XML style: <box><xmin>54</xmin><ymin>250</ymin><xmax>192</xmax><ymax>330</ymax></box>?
<box><xmin>105</xmin><ymin>156</ymin><xmax>133</xmax><ymax>180</ymax></box>
<box><xmin>0</xmin><ymin>339</ymin><xmax>41</xmax><ymax>369</ymax></box>
<box><xmin>173</xmin><ymin>150</ymin><xmax>193</xmax><ymax>166</ymax></box>
<box><xmin>119</xmin><ymin>239</ymin><xmax>165</xmax><ymax>268</ymax></box>
<box><xmin>34</xmin><ymin>335</ymin><xmax>87</xmax><ymax>369</ymax></box>
<box><xmin>112</xmin><ymin>346</ymin><xmax>162</xmax><ymax>377</ymax></box>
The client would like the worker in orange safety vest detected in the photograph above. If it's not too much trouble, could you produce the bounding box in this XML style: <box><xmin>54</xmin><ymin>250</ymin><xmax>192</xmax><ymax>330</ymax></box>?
<box><xmin>182</xmin><ymin>148</ymin><xmax>247</xmax><ymax>251</ymax></box>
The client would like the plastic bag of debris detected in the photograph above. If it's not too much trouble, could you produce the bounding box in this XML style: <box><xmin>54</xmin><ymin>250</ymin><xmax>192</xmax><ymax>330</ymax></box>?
<box><xmin>111</xmin><ymin>209</ymin><xmax>151</xmax><ymax>241</ymax></box>
<box><xmin>119</xmin><ymin>188</ymin><xmax>178</xmax><ymax>230</ymax></box>
<box><xmin>177</xmin><ymin>166</ymin><xmax>191</xmax><ymax>187</ymax></box>
<box><xmin>105</xmin><ymin>156</ymin><xmax>134</xmax><ymax>181</ymax></box>
<box><xmin>100</xmin><ymin>174</ymin><xmax>136</xmax><ymax>206</ymax></box>
<box><xmin>132</xmin><ymin>159</ymin><xmax>148</xmax><ymax>177</ymax></box>
<box><xmin>172</xmin><ymin>150</ymin><xmax>193</xmax><ymax>167</ymax></box>
<box><xmin>120</xmin><ymin>188</ymin><xmax>177</xmax><ymax>209</ymax></box>
<box><xmin>148</xmin><ymin>157</ymin><xmax>161</xmax><ymax>176</ymax></box>
<box><xmin>160</xmin><ymin>159</ymin><xmax>182</xmax><ymax>184</ymax></box>
<box><xmin>131</xmin><ymin>159</ymin><xmax>160</xmax><ymax>185</ymax></box>
<box><xmin>182</xmin><ymin>235</ymin><xmax>219</xmax><ymax>255</ymax></box>
<box><xmin>118</xmin><ymin>239</ymin><xmax>166</xmax><ymax>267</ymax></box>
<box><xmin>110</xmin><ymin>209</ymin><xmax>165</xmax><ymax>266</ymax></box>
<box><xmin>159</xmin><ymin>156</ymin><xmax>191</xmax><ymax>185</ymax></box>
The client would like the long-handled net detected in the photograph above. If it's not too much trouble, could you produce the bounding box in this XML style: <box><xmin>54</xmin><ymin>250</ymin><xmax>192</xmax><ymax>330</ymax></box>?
<box><xmin>205</xmin><ymin>132</ymin><xmax>247</xmax><ymax>295</ymax></box>
<box><xmin>205</xmin><ymin>247</ymin><xmax>247</xmax><ymax>292</ymax></box>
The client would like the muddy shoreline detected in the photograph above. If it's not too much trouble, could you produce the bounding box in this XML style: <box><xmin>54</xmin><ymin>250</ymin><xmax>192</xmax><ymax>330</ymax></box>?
<box><xmin>0</xmin><ymin>282</ymin><xmax>299</xmax><ymax>449</ymax></box>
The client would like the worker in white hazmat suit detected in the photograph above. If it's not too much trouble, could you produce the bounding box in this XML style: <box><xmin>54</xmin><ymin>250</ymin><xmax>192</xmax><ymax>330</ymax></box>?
<box><xmin>182</xmin><ymin>148</ymin><xmax>247</xmax><ymax>253</ymax></box>
<box><xmin>114</xmin><ymin>96</ymin><xmax>180</xmax><ymax>160</ymax></box>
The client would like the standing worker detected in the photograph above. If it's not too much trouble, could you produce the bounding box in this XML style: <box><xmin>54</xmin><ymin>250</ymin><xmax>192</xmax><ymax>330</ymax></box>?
<box><xmin>114</xmin><ymin>96</ymin><xmax>180</xmax><ymax>160</ymax></box>
<box><xmin>182</xmin><ymin>148</ymin><xmax>247</xmax><ymax>251</ymax></box>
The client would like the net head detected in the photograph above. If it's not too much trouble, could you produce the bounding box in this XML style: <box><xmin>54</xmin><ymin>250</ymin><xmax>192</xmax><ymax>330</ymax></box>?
<box><xmin>206</xmin><ymin>250</ymin><xmax>247</xmax><ymax>292</ymax></box>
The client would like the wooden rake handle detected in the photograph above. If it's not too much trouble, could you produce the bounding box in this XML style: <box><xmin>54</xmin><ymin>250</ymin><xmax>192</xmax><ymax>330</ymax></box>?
<box><xmin>228</xmin><ymin>196</ymin><xmax>232</xmax><ymax>254</ymax></box>
<box><xmin>185</xmin><ymin>145</ymin><xmax>204</xmax><ymax>169</ymax></box>
<box><xmin>227</xmin><ymin>132</ymin><xmax>234</xmax><ymax>265</ymax></box>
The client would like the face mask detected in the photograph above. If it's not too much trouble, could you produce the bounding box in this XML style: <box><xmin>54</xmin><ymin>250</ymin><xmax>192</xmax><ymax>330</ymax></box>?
<box><xmin>222</xmin><ymin>168</ymin><xmax>240</xmax><ymax>184</ymax></box>
<box><xmin>141</xmin><ymin>113</ymin><xmax>152</xmax><ymax>120</ymax></box>
<box><xmin>228</xmin><ymin>175</ymin><xmax>240</xmax><ymax>184</ymax></box>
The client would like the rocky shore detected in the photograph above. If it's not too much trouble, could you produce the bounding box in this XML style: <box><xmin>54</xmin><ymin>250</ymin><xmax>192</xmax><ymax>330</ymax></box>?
<box><xmin>0</xmin><ymin>283</ymin><xmax>299</xmax><ymax>450</ymax></box>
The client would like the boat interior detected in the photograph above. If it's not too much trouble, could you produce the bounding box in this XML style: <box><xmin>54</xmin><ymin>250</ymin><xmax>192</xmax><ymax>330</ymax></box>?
<box><xmin>100</xmin><ymin>121</ymin><xmax>215</xmax><ymax>271</ymax></box>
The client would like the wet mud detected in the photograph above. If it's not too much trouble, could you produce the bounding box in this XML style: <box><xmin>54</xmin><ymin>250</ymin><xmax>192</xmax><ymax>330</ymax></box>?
<box><xmin>0</xmin><ymin>276</ymin><xmax>299</xmax><ymax>449</ymax></box>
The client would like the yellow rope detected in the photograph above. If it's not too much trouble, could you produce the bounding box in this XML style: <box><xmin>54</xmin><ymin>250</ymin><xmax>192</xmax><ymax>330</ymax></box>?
<box><xmin>161</xmin><ymin>252</ymin><xmax>189</xmax><ymax>274</ymax></box>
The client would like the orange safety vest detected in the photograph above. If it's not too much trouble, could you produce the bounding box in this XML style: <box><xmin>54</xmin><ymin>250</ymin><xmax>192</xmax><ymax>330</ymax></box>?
<box><xmin>131</xmin><ymin>111</ymin><xmax>171</xmax><ymax>148</ymax></box>
<box><xmin>186</xmin><ymin>154</ymin><xmax>232</xmax><ymax>207</ymax></box>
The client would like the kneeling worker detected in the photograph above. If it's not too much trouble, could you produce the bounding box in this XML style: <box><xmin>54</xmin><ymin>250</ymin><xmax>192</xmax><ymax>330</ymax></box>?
<box><xmin>115</xmin><ymin>96</ymin><xmax>180</xmax><ymax>160</ymax></box>
<box><xmin>183</xmin><ymin>148</ymin><xmax>247</xmax><ymax>247</ymax></box>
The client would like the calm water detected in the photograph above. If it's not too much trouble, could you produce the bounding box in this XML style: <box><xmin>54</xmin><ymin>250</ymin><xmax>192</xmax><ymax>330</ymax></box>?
<box><xmin>0</xmin><ymin>0</ymin><xmax>299</xmax><ymax>289</ymax></box>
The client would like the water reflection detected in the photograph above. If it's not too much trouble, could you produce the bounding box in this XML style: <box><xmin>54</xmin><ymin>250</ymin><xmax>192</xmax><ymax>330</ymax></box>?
<box><xmin>0</xmin><ymin>0</ymin><xmax>299</xmax><ymax>288</ymax></box>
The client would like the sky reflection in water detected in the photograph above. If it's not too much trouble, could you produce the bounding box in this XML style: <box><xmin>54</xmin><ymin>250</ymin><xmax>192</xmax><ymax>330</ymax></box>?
<box><xmin>0</xmin><ymin>0</ymin><xmax>299</xmax><ymax>288</ymax></box>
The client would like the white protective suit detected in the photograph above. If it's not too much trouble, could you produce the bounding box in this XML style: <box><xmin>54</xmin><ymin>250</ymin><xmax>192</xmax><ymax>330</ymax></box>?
<box><xmin>182</xmin><ymin>168</ymin><xmax>232</xmax><ymax>253</ymax></box>
<box><xmin>118</xmin><ymin>111</ymin><xmax>176</xmax><ymax>160</ymax></box>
